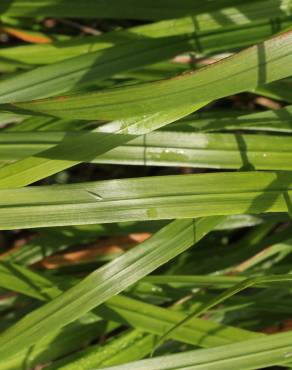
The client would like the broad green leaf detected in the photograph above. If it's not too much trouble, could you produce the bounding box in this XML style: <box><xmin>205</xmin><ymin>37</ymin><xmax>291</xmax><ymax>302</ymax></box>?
<box><xmin>6</xmin><ymin>30</ymin><xmax>292</xmax><ymax>120</ymax></box>
<box><xmin>0</xmin><ymin>171</ymin><xmax>291</xmax><ymax>230</ymax></box>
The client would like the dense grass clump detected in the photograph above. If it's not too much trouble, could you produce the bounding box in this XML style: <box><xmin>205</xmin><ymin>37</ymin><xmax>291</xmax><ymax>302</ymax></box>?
<box><xmin>0</xmin><ymin>1</ymin><xmax>291</xmax><ymax>369</ymax></box>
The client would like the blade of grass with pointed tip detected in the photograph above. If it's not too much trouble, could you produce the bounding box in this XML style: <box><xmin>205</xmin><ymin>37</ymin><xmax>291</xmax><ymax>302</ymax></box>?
<box><xmin>0</xmin><ymin>261</ymin><xmax>266</xmax><ymax>369</ymax></box>
<box><xmin>3</xmin><ymin>255</ymin><xmax>292</xmax><ymax>369</ymax></box>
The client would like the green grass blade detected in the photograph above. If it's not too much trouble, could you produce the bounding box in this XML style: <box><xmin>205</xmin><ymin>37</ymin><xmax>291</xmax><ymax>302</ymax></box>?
<box><xmin>0</xmin><ymin>319</ymin><xmax>114</xmax><ymax>370</ymax></box>
<box><xmin>0</xmin><ymin>35</ymin><xmax>194</xmax><ymax>103</ymax></box>
<box><xmin>0</xmin><ymin>104</ymin><xmax>202</xmax><ymax>188</ymax></box>
<box><xmin>47</xmin><ymin>329</ymin><xmax>155</xmax><ymax>370</ymax></box>
<box><xmin>0</xmin><ymin>217</ymin><xmax>224</xmax><ymax>360</ymax></box>
<box><xmin>1</xmin><ymin>131</ymin><xmax>291</xmax><ymax>170</ymax></box>
<box><xmin>102</xmin><ymin>331</ymin><xmax>292</xmax><ymax>370</ymax></box>
<box><xmin>0</xmin><ymin>0</ymin><xmax>270</xmax><ymax>20</ymax></box>
<box><xmin>0</xmin><ymin>262</ymin><xmax>60</xmax><ymax>300</ymax></box>
<box><xmin>3</xmin><ymin>214</ymin><xmax>280</xmax><ymax>266</ymax></box>
<box><xmin>6</xmin><ymin>30</ymin><xmax>292</xmax><ymax>120</ymax></box>
<box><xmin>255</xmin><ymin>78</ymin><xmax>292</xmax><ymax>103</ymax></box>
<box><xmin>156</xmin><ymin>274</ymin><xmax>292</xmax><ymax>349</ymax></box>
<box><xmin>177</xmin><ymin>104</ymin><xmax>292</xmax><ymax>133</ymax></box>
<box><xmin>0</xmin><ymin>171</ymin><xmax>291</xmax><ymax>229</ymax></box>
<box><xmin>0</xmin><ymin>258</ymin><xmax>269</xmax><ymax>368</ymax></box>
<box><xmin>1</xmin><ymin>2</ymin><xmax>290</xmax><ymax>65</ymax></box>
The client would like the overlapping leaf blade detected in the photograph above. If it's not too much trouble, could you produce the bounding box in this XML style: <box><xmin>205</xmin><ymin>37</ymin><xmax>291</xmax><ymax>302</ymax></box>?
<box><xmin>5</xmin><ymin>30</ymin><xmax>292</xmax><ymax>120</ymax></box>
<box><xmin>0</xmin><ymin>217</ymin><xmax>224</xmax><ymax>360</ymax></box>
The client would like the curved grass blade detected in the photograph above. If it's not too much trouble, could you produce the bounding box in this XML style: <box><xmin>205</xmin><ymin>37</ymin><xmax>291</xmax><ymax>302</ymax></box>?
<box><xmin>6</xmin><ymin>30</ymin><xmax>292</xmax><ymax>121</ymax></box>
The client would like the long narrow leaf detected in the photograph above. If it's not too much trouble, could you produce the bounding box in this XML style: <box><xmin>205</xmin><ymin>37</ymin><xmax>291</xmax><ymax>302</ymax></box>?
<box><xmin>0</xmin><ymin>171</ymin><xmax>291</xmax><ymax>230</ymax></box>
<box><xmin>1</xmin><ymin>2</ymin><xmax>290</xmax><ymax>65</ymax></box>
<box><xmin>0</xmin><ymin>104</ymin><xmax>202</xmax><ymax>188</ymax></box>
<box><xmin>102</xmin><ymin>331</ymin><xmax>292</xmax><ymax>370</ymax></box>
<box><xmin>0</xmin><ymin>217</ymin><xmax>224</xmax><ymax>360</ymax></box>
<box><xmin>0</xmin><ymin>0</ymin><xmax>271</xmax><ymax>20</ymax></box>
<box><xmin>1</xmin><ymin>131</ymin><xmax>291</xmax><ymax>170</ymax></box>
<box><xmin>4</xmin><ymin>30</ymin><xmax>292</xmax><ymax>120</ymax></box>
